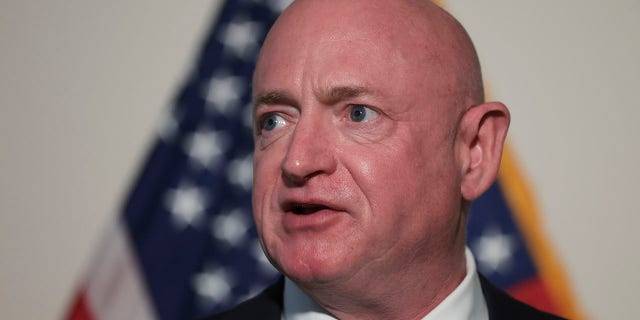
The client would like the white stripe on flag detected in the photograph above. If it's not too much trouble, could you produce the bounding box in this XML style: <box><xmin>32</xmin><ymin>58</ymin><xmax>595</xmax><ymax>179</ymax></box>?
<box><xmin>85</xmin><ymin>221</ymin><xmax>157</xmax><ymax>320</ymax></box>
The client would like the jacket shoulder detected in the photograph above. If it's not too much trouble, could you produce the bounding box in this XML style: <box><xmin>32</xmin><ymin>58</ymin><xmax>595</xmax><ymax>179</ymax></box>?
<box><xmin>202</xmin><ymin>278</ymin><xmax>284</xmax><ymax>320</ymax></box>
<box><xmin>479</xmin><ymin>274</ymin><xmax>566</xmax><ymax>320</ymax></box>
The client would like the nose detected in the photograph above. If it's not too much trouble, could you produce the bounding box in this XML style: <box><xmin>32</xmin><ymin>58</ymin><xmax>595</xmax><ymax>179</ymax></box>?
<box><xmin>281</xmin><ymin>118</ymin><xmax>337</xmax><ymax>186</ymax></box>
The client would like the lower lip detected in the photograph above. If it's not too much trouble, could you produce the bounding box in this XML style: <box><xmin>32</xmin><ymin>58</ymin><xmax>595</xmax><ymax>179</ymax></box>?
<box><xmin>282</xmin><ymin>209</ymin><xmax>345</xmax><ymax>232</ymax></box>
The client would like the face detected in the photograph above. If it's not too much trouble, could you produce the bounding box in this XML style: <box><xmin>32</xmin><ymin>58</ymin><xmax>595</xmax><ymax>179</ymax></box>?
<box><xmin>252</xmin><ymin>0</ymin><xmax>467</xmax><ymax>287</ymax></box>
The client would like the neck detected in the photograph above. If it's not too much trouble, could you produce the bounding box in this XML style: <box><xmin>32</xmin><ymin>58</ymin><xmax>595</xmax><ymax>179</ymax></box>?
<box><xmin>296</xmin><ymin>248</ymin><xmax>467</xmax><ymax>320</ymax></box>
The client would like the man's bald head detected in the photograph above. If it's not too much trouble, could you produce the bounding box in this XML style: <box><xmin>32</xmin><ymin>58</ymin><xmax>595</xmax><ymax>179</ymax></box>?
<box><xmin>256</xmin><ymin>0</ymin><xmax>485</xmax><ymax>112</ymax></box>
<box><xmin>251</xmin><ymin>1</ymin><xmax>509</xmax><ymax>318</ymax></box>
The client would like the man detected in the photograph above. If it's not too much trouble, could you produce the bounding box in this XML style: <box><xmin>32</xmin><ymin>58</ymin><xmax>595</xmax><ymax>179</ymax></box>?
<box><xmin>208</xmin><ymin>0</ymin><xmax>564</xmax><ymax>319</ymax></box>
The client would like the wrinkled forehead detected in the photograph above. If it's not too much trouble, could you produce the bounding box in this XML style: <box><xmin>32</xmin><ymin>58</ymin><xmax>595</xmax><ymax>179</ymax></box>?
<box><xmin>262</xmin><ymin>0</ymin><xmax>439</xmax><ymax>57</ymax></box>
<box><xmin>254</xmin><ymin>0</ymin><xmax>446</xmax><ymax>90</ymax></box>
<box><xmin>252</xmin><ymin>0</ymin><xmax>485</xmax><ymax>113</ymax></box>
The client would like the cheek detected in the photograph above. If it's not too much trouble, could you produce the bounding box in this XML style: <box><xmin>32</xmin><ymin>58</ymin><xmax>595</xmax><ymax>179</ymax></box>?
<box><xmin>253</xmin><ymin>147</ymin><xmax>282</xmax><ymax>187</ymax></box>
<box><xmin>252</xmin><ymin>153</ymin><xmax>283</xmax><ymax>264</ymax></box>
<box><xmin>351</xmin><ymin>136</ymin><xmax>457</xmax><ymax>223</ymax></box>
<box><xmin>252</xmin><ymin>153</ymin><xmax>279</xmax><ymax>221</ymax></box>
<box><xmin>346</xmin><ymin>146</ymin><xmax>419</xmax><ymax>223</ymax></box>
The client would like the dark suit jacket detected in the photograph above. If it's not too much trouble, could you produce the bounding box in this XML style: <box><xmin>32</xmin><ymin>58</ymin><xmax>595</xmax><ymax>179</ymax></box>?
<box><xmin>206</xmin><ymin>275</ymin><xmax>565</xmax><ymax>320</ymax></box>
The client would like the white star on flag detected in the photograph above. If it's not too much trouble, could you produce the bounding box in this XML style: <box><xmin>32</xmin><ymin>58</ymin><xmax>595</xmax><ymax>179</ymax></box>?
<box><xmin>192</xmin><ymin>266</ymin><xmax>235</xmax><ymax>306</ymax></box>
<box><xmin>219</xmin><ymin>19</ymin><xmax>263</xmax><ymax>60</ymax></box>
<box><xmin>164</xmin><ymin>184</ymin><xmax>210</xmax><ymax>229</ymax></box>
<box><xmin>228</xmin><ymin>153</ymin><xmax>253</xmax><ymax>190</ymax></box>
<box><xmin>212</xmin><ymin>208</ymin><xmax>250</xmax><ymax>247</ymax></box>
<box><xmin>204</xmin><ymin>73</ymin><xmax>246</xmax><ymax>115</ymax></box>
<box><xmin>184</xmin><ymin>127</ymin><xmax>230</xmax><ymax>169</ymax></box>
<box><xmin>473</xmin><ymin>226</ymin><xmax>516</xmax><ymax>275</ymax></box>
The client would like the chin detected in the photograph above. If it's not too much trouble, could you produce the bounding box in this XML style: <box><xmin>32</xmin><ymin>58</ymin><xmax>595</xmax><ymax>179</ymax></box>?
<box><xmin>274</xmin><ymin>242</ymin><xmax>355</xmax><ymax>285</ymax></box>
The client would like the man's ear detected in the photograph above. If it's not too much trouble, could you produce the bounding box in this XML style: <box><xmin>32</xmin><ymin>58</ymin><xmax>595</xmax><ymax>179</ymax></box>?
<box><xmin>456</xmin><ymin>102</ymin><xmax>510</xmax><ymax>201</ymax></box>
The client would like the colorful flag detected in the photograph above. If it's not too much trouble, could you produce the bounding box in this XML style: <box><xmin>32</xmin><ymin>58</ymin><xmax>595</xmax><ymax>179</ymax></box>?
<box><xmin>67</xmin><ymin>2</ymin><xmax>285</xmax><ymax>319</ymax></box>
<box><xmin>468</xmin><ymin>146</ymin><xmax>583</xmax><ymax>318</ymax></box>
<box><xmin>67</xmin><ymin>1</ymin><xmax>582</xmax><ymax>319</ymax></box>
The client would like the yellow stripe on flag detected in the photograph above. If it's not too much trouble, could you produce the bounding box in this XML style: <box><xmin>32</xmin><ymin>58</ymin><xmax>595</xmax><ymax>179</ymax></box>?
<box><xmin>499</xmin><ymin>144</ymin><xmax>586</xmax><ymax>319</ymax></box>
<box><xmin>431</xmin><ymin>1</ymin><xmax>586</xmax><ymax>318</ymax></box>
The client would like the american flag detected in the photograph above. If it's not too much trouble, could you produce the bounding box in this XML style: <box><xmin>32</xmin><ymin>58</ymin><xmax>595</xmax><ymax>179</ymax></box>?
<box><xmin>67</xmin><ymin>0</ymin><xmax>580</xmax><ymax>319</ymax></box>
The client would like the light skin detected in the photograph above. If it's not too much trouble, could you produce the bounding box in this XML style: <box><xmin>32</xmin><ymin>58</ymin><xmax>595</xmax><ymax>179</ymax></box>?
<box><xmin>251</xmin><ymin>0</ymin><xmax>510</xmax><ymax>319</ymax></box>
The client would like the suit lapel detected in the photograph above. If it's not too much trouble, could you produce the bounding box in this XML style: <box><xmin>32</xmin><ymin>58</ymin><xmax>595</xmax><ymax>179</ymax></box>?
<box><xmin>204</xmin><ymin>277</ymin><xmax>284</xmax><ymax>320</ymax></box>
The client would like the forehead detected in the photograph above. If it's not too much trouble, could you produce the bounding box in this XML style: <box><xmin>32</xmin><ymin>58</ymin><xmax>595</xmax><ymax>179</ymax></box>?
<box><xmin>253</xmin><ymin>1</ymin><xmax>444</xmax><ymax>98</ymax></box>
<box><xmin>262</xmin><ymin>38</ymin><xmax>405</xmax><ymax>88</ymax></box>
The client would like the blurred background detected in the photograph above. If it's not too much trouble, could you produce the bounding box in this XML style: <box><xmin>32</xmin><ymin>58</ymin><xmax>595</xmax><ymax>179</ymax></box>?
<box><xmin>1</xmin><ymin>0</ymin><xmax>638</xmax><ymax>319</ymax></box>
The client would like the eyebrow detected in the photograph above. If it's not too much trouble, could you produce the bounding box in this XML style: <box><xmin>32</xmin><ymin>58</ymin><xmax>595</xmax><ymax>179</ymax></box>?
<box><xmin>253</xmin><ymin>85</ymin><xmax>376</xmax><ymax>108</ymax></box>
<box><xmin>253</xmin><ymin>90</ymin><xmax>297</xmax><ymax>108</ymax></box>
<box><xmin>319</xmin><ymin>86</ymin><xmax>375</xmax><ymax>105</ymax></box>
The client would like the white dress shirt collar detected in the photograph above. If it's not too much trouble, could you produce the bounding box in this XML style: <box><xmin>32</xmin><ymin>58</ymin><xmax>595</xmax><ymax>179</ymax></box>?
<box><xmin>283</xmin><ymin>248</ymin><xmax>488</xmax><ymax>320</ymax></box>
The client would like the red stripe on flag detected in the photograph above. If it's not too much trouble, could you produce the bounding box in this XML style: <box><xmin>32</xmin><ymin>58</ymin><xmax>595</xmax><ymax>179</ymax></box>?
<box><xmin>507</xmin><ymin>276</ymin><xmax>559</xmax><ymax>315</ymax></box>
<box><xmin>66</xmin><ymin>289</ymin><xmax>94</xmax><ymax>320</ymax></box>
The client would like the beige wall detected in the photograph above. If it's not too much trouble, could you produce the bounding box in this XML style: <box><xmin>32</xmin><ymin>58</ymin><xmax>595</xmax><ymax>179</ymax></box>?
<box><xmin>1</xmin><ymin>1</ymin><xmax>637</xmax><ymax>319</ymax></box>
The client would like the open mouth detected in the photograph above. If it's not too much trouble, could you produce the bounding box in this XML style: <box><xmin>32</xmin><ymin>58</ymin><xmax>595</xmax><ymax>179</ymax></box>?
<box><xmin>286</xmin><ymin>203</ymin><xmax>330</xmax><ymax>215</ymax></box>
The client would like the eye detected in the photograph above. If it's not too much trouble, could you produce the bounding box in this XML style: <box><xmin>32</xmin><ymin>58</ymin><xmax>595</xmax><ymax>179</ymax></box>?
<box><xmin>349</xmin><ymin>105</ymin><xmax>379</xmax><ymax>122</ymax></box>
<box><xmin>260</xmin><ymin>113</ymin><xmax>286</xmax><ymax>131</ymax></box>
